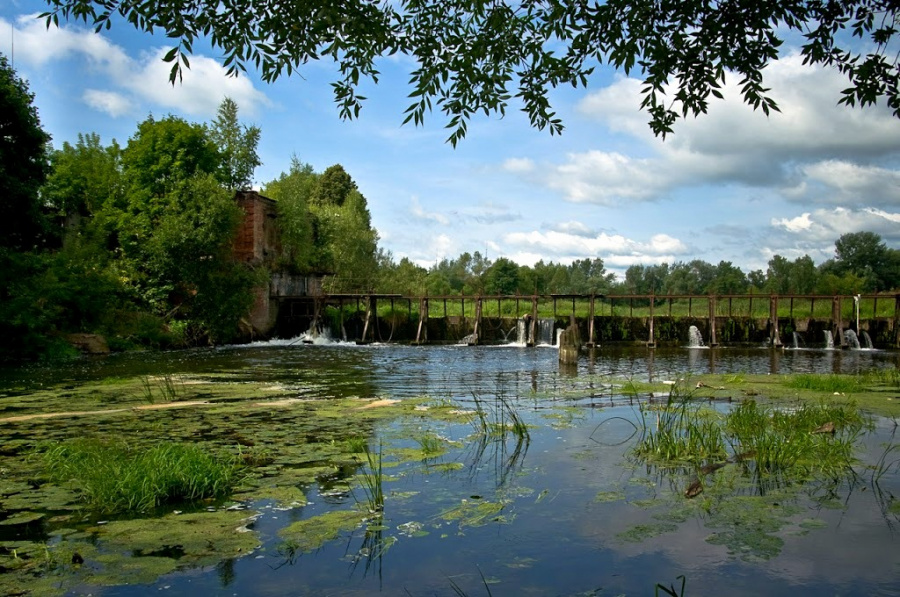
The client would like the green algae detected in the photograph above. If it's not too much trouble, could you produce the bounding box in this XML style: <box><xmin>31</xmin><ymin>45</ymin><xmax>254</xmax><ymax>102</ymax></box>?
<box><xmin>594</xmin><ymin>490</ymin><xmax>625</xmax><ymax>503</ymax></box>
<box><xmin>439</xmin><ymin>499</ymin><xmax>510</xmax><ymax>529</ymax></box>
<box><xmin>278</xmin><ymin>509</ymin><xmax>367</xmax><ymax>554</ymax></box>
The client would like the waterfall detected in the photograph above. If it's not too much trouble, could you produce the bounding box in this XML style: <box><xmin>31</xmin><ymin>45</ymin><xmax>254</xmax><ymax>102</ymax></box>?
<box><xmin>516</xmin><ymin>318</ymin><xmax>527</xmax><ymax>345</ymax></box>
<box><xmin>537</xmin><ymin>318</ymin><xmax>555</xmax><ymax>345</ymax></box>
<box><xmin>791</xmin><ymin>332</ymin><xmax>805</xmax><ymax>349</ymax></box>
<box><xmin>687</xmin><ymin>325</ymin><xmax>704</xmax><ymax>347</ymax></box>
<box><xmin>844</xmin><ymin>329</ymin><xmax>861</xmax><ymax>350</ymax></box>
<box><xmin>861</xmin><ymin>331</ymin><xmax>874</xmax><ymax>349</ymax></box>
<box><xmin>824</xmin><ymin>330</ymin><xmax>834</xmax><ymax>350</ymax></box>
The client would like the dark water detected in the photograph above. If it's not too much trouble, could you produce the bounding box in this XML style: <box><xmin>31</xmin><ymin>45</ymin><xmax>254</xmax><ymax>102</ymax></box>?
<box><xmin>5</xmin><ymin>343</ymin><xmax>900</xmax><ymax>596</ymax></box>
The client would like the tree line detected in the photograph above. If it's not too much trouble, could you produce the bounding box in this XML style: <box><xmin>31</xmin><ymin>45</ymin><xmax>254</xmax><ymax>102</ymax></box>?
<box><xmin>375</xmin><ymin>233</ymin><xmax>900</xmax><ymax>299</ymax></box>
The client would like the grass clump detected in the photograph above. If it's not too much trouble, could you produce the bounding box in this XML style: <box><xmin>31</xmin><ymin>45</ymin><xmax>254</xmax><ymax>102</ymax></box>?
<box><xmin>41</xmin><ymin>438</ymin><xmax>242</xmax><ymax>513</ymax></box>
<box><xmin>784</xmin><ymin>374</ymin><xmax>865</xmax><ymax>394</ymax></box>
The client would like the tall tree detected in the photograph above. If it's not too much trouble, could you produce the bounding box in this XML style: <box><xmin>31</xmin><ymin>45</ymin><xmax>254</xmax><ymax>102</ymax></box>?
<box><xmin>262</xmin><ymin>157</ymin><xmax>317</xmax><ymax>273</ymax></box>
<box><xmin>41</xmin><ymin>1</ymin><xmax>900</xmax><ymax>144</ymax></box>
<box><xmin>209</xmin><ymin>97</ymin><xmax>261</xmax><ymax>190</ymax></box>
<box><xmin>0</xmin><ymin>53</ymin><xmax>51</xmax><ymax>250</ymax></box>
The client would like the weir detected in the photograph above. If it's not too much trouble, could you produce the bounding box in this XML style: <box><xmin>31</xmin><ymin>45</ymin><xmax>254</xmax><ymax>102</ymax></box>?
<box><xmin>266</xmin><ymin>292</ymin><xmax>900</xmax><ymax>350</ymax></box>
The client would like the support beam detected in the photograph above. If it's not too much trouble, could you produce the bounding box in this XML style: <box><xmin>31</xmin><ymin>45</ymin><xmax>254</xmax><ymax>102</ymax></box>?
<box><xmin>708</xmin><ymin>295</ymin><xmax>718</xmax><ymax>347</ymax></box>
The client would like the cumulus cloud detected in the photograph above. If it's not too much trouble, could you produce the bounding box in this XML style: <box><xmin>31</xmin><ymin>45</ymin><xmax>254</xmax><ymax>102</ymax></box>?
<box><xmin>771</xmin><ymin>206</ymin><xmax>900</xmax><ymax>244</ymax></box>
<box><xmin>507</xmin><ymin>53</ymin><xmax>900</xmax><ymax>208</ymax></box>
<box><xmin>82</xmin><ymin>89</ymin><xmax>134</xmax><ymax>117</ymax></box>
<box><xmin>3</xmin><ymin>15</ymin><xmax>270</xmax><ymax>118</ymax></box>
<box><xmin>504</xmin><ymin>229</ymin><xmax>689</xmax><ymax>266</ymax></box>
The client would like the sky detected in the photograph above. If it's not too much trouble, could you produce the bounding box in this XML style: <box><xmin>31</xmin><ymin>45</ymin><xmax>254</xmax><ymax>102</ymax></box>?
<box><xmin>2</xmin><ymin>1</ymin><xmax>899</xmax><ymax>279</ymax></box>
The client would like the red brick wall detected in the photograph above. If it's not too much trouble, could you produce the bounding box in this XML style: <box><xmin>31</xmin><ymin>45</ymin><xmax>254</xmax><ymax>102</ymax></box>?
<box><xmin>234</xmin><ymin>191</ymin><xmax>278</xmax><ymax>264</ymax></box>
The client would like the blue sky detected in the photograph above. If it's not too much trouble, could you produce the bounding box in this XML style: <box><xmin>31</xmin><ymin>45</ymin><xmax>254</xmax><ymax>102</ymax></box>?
<box><xmin>3</xmin><ymin>1</ymin><xmax>899</xmax><ymax>278</ymax></box>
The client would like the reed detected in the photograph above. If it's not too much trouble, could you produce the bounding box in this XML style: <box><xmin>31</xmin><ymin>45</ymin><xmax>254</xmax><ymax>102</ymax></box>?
<box><xmin>41</xmin><ymin>439</ymin><xmax>241</xmax><ymax>513</ymax></box>
<box><xmin>355</xmin><ymin>443</ymin><xmax>385</xmax><ymax>514</ymax></box>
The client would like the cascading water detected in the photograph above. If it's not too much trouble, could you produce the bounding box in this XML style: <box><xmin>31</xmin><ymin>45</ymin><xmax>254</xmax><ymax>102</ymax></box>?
<box><xmin>861</xmin><ymin>331</ymin><xmax>874</xmax><ymax>349</ymax></box>
<box><xmin>792</xmin><ymin>332</ymin><xmax>806</xmax><ymax>349</ymax></box>
<box><xmin>687</xmin><ymin>325</ymin><xmax>704</xmax><ymax>347</ymax></box>
<box><xmin>824</xmin><ymin>330</ymin><xmax>834</xmax><ymax>350</ymax></box>
<box><xmin>537</xmin><ymin>318</ymin><xmax>555</xmax><ymax>345</ymax></box>
<box><xmin>516</xmin><ymin>318</ymin><xmax>527</xmax><ymax>345</ymax></box>
<box><xmin>844</xmin><ymin>329</ymin><xmax>861</xmax><ymax>350</ymax></box>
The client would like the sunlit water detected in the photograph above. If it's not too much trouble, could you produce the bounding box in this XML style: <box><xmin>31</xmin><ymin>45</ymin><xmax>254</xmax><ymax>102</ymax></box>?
<box><xmin>3</xmin><ymin>343</ymin><xmax>899</xmax><ymax>596</ymax></box>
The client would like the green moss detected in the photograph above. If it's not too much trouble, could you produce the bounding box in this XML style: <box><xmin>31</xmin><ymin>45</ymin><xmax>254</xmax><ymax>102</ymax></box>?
<box><xmin>594</xmin><ymin>490</ymin><xmax>625</xmax><ymax>503</ymax></box>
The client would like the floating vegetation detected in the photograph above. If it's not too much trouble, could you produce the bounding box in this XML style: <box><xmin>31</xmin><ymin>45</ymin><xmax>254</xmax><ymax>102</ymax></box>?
<box><xmin>41</xmin><ymin>438</ymin><xmax>243</xmax><ymax>513</ymax></box>
<box><xmin>785</xmin><ymin>373</ymin><xmax>866</xmax><ymax>394</ymax></box>
<box><xmin>277</xmin><ymin>509</ymin><xmax>367</xmax><ymax>556</ymax></box>
<box><xmin>439</xmin><ymin>499</ymin><xmax>510</xmax><ymax>529</ymax></box>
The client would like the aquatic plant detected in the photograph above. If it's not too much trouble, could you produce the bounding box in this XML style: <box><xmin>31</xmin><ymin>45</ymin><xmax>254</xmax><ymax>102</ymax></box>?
<box><xmin>655</xmin><ymin>575</ymin><xmax>686</xmax><ymax>597</ymax></box>
<box><xmin>470</xmin><ymin>393</ymin><xmax>529</xmax><ymax>441</ymax></box>
<box><xmin>139</xmin><ymin>373</ymin><xmax>183</xmax><ymax>403</ymax></box>
<box><xmin>41</xmin><ymin>438</ymin><xmax>241</xmax><ymax>513</ymax></box>
<box><xmin>354</xmin><ymin>443</ymin><xmax>385</xmax><ymax>514</ymax></box>
<box><xmin>785</xmin><ymin>374</ymin><xmax>865</xmax><ymax>394</ymax></box>
<box><xmin>634</xmin><ymin>385</ymin><xmax>726</xmax><ymax>464</ymax></box>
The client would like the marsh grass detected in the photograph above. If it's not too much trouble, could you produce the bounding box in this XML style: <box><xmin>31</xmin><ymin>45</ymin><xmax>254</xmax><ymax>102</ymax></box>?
<box><xmin>354</xmin><ymin>443</ymin><xmax>385</xmax><ymax>514</ymax></box>
<box><xmin>41</xmin><ymin>439</ymin><xmax>241</xmax><ymax>513</ymax></box>
<box><xmin>470</xmin><ymin>394</ymin><xmax>529</xmax><ymax>441</ymax></box>
<box><xmin>416</xmin><ymin>433</ymin><xmax>445</xmax><ymax>457</ymax></box>
<box><xmin>635</xmin><ymin>387</ymin><xmax>726</xmax><ymax>464</ymax></box>
<box><xmin>785</xmin><ymin>374</ymin><xmax>865</xmax><ymax>394</ymax></box>
<box><xmin>139</xmin><ymin>373</ymin><xmax>183</xmax><ymax>403</ymax></box>
<box><xmin>636</xmin><ymin>380</ymin><xmax>870</xmax><ymax>489</ymax></box>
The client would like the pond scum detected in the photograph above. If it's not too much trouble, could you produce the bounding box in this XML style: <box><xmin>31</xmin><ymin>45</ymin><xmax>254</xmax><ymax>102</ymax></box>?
<box><xmin>0</xmin><ymin>368</ymin><xmax>896</xmax><ymax>593</ymax></box>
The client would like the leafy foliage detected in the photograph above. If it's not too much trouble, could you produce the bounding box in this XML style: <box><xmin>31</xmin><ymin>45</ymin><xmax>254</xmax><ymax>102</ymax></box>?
<box><xmin>40</xmin><ymin>0</ymin><xmax>900</xmax><ymax>144</ymax></box>
<box><xmin>208</xmin><ymin>97</ymin><xmax>261</xmax><ymax>190</ymax></box>
<box><xmin>0</xmin><ymin>53</ymin><xmax>51</xmax><ymax>250</ymax></box>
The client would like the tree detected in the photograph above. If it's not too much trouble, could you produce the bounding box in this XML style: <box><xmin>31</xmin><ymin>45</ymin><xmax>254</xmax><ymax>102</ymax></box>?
<box><xmin>0</xmin><ymin>53</ymin><xmax>51</xmax><ymax>250</ymax></box>
<box><xmin>262</xmin><ymin>157</ymin><xmax>318</xmax><ymax>272</ymax></box>
<box><xmin>484</xmin><ymin>258</ymin><xmax>520</xmax><ymax>295</ymax></box>
<box><xmin>41</xmin><ymin>1</ymin><xmax>900</xmax><ymax>145</ymax></box>
<box><xmin>44</xmin><ymin>133</ymin><xmax>122</xmax><ymax>218</ymax></box>
<box><xmin>832</xmin><ymin>231</ymin><xmax>890</xmax><ymax>291</ymax></box>
<box><xmin>209</xmin><ymin>97</ymin><xmax>261</xmax><ymax>190</ymax></box>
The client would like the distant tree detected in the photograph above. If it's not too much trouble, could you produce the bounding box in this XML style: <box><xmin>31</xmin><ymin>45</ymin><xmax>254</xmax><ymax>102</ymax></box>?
<box><xmin>831</xmin><ymin>232</ymin><xmax>897</xmax><ymax>291</ymax></box>
<box><xmin>484</xmin><ymin>257</ymin><xmax>520</xmax><ymax>295</ymax></box>
<box><xmin>567</xmin><ymin>258</ymin><xmax>615</xmax><ymax>294</ymax></box>
<box><xmin>209</xmin><ymin>97</ymin><xmax>261</xmax><ymax>191</ymax></box>
<box><xmin>0</xmin><ymin>53</ymin><xmax>51</xmax><ymax>250</ymax></box>
<box><xmin>309</xmin><ymin>164</ymin><xmax>357</xmax><ymax>208</ymax></box>
<box><xmin>375</xmin><ymin>250</ymin><xmax>428</xmax><ymax>295</ymax></box>
<box><xmin>708</xmin><ymin>261</ymin><xmax>748</xmax><ymax>294</ymax></box>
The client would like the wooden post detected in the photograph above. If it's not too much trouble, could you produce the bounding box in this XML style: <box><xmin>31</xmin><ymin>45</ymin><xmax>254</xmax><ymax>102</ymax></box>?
<box><xmin>769</xmin><ymin>295</ymin><xmax>781</xmax><ymax>347</ymax></box>
<box><xmin>559</xmin><ymin>314</ymin><xmax>581</xmax><ymax>365</ymax></box>
<box><xmin>833</xmin><ymin>296</ymin><xmax>846</xmax><ymax>348</ymax></box>
<box><xmin>470</xmin><ymin>297</ymin><xmax>482</xmax><ymax>345</ymax></box>
<box><xmin>528</xmin><ymin>296</ymin><xmax>538</xmax><ymax>347</ymax></box>
<box><xmin>708</xmin><ymin>295</ymin><xmax>718</xmax><ymax>347</ymax></box>
<box><xmin>587</xmin><ymin>294</ymin><xmax>596</xmax><ymax>347</ymax></box>
<box><xmin>647</xmin><ymin>294</ymin><xmax>656</xmax><ymax>348</ymax></box>
<box><xmin>894</xmin><ymin>294</ymin><xmax>900</xmax><ymax>348</ymax></box>
<box><xmin>415</xmin><ymin>297</ymin><xmax>428</xmax><ymax>344</ymax></box>
<box><xmin>358</xmin><ymin>296</ymin><xmax>372</xmax><ymax>344</ymax></box>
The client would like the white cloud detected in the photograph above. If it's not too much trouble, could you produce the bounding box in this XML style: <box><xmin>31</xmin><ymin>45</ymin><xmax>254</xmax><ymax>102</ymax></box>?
<box><xmin>3</xmin><ymin>15</ymin><xmax>270</xmax><ymax>119</ymax></box>
<box><xmin>502</xmin><ymin>157</ymin><xmax>534</xmax><ymax>173</ymax></box>
<box><xmin>508</xmin><ymin>52</ymin><xmax>900</xmax><ymax>208</ymax></box>
<box><xmin>771</xmin><ymin>206</ymin><xmax>900</xmax><ymax>243</ymax></box>
<box><xmin>83</xmin><ymin>89</ymin><xmax>133</xmax><ymax>117</ymax></box>
<box><xmin>504</xmin><ymin>229</ymin><xmax>689</xmax><ymax>265</ymax></box>
<box><xmin>410</xmin><ymin>196</ymin><xmax>449</xmax><ymax>225</ymax></box>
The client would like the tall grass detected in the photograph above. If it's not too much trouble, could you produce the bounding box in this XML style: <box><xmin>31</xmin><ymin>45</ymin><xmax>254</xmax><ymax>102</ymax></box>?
<box><xmin>785</xmin><ymin>374</ymin><xmax>865</xmax><ymax>394</ymax></box>
<box><xmin>635</xmin><ymin>383</ymin><xmax>869</xmax><ymax>483</ymax></box>
<box><xmin>42</xmin><ymin>439</ymin><xmax>241</xmax><ymax>513</ymax></box>
<box><xmin>354</xmin><ymin>443</ymin><xmax>384</xmax><ymax>514</ymax></box>
<box><xmin>635</xmin><ymin>385</ymin><xmax>726</xmax><ymax>464</ymax></box>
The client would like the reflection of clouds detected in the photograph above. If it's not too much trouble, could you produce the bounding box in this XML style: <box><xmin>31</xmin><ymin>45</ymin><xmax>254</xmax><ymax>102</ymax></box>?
<box><xmin>549</xmin><ymin>408</ymin><xmax>900</xmax><ymax>594</ymax></box>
